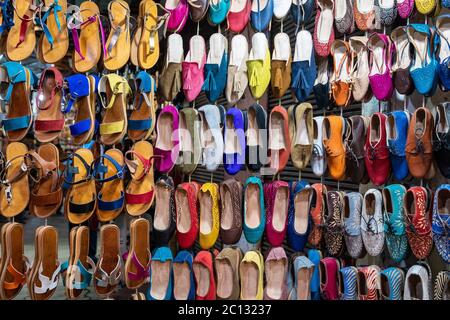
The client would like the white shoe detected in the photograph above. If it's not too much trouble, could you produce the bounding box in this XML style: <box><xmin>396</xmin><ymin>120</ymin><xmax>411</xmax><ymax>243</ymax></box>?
<box><xmin>311</xmin><ymin>116</ymin><xmax>327</xmax><ymax>176</ymax></box>
<box><xmin>226</xmin><ymin>34</ymin><xmax>249</xmax><ymax>104</ymax></box>
<box><xmin>404</xmin><ymin>264</ymin><xmax>432</xmax><ymax>300</ymax></box>
<box><xmin>273</xmin><ymin>0</ymin><xmax>292</xmax><ymax>20</ymax></box>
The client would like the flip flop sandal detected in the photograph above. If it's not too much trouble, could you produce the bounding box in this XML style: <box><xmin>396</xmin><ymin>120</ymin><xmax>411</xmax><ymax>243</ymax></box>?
<box><xmin>0</xmin><ymin>223</ymin><xmax>11</xmax><ymax>296</ymax></box>
<box><xmin>104</xmin><ymin>0</ymin><xmax>131</xmax><ymax>71</ymax></box>
<box><xmin>125</xmin><ymin>141</ymin><xmax>157</xmax><ymax>216</ymax></box>
<box><xmin>0</xmin><ymin>142</ymin><xmax>30</xmax><ymax>218</ymax></box>
<box><xmin>98</xmin><ymin>73</ymin><xmax>131</xmax><ymax>146</ymax></box>
<box><xmin>34</xmin><ymin>67</ymin><xmax>64</xmax><ymax>143</ymax></box>
<box><xmin>124</xmin><ymin>218</ymin><xmax>151</xmax><ymax>290</ymax></box>
<box><xmin>128</xmin><ymin>71</ymin><xmax>157</xmax><ymax>142</ymax></box>
<box><xmin>27</xmin><ymin>143</ymin><xmax>63</xmax><ymax>218</ymax></box>
<box><xmin>36</xmin><ymin>0</ymin><xmax>69</xmax><ymax>64</ymax></box>
<box><xmin>0</xmin><ymin>222</ymin><xmax>29</xmax><ymax>300</ymax></box>
<box><xmin>0</xmin><ymin>1</ymin><xmax>14</xmax><ymax>36</ymax></box>
<box><xmin>137</xmin><ymin>0</ymin><xmax>169</xmax><ymax>70</ymax></box>
<box><xmin>31</xmin><ymin>226</ymin><xmax>60</xmax><ymax>300</ymax></box>
<box><xmin>27</xmin><ymin>225</ymin><xmax>44</xmax><ymax>300</ymax></box>
<box><xmin>6</xmin><ymin>0</ymin><xmax>37</xmax><ymax>61</ymax></box>
<box><xmin>130</xmin><ymin>0</ymin><xmax>146</xmax><ymax>67</ymax></box>
<box><xmin>62</xmin><ymin>74</ymin><xmax>95</xmax><ymax>145</ymax></box>
<box><xmin>92</xmin><ymin>149</ymin><xmax>126</xmax><ymax>222</ymax></box>
<box><xmin>68</xmin><ymin>2</ymin><xmax>106</xmax><ymax>73</ymax></box>
<box><xmin>63</xmin><ymin>148</ymin><xmax>97</xmax><ymax>224</ymax></box>
<box><xmin>0</xmin><ymin>62</ymin><xmax>37</xmax><ymax>142</ymax></box>
<box><xmin>61</xmin><ymin>226</ymin><xmax>78</xmax><ymax>299</ymax></box>
<box><xmin>94</xmin><ymin>224</ymin><xmax>122</xmax><ymax>298</ymax></box>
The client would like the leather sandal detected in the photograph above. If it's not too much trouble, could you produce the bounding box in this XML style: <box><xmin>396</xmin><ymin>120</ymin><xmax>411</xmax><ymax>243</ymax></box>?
<box><xmin>98</xmin><ymin>73</ymin><xmax>131</xmax><ymax>146</ymax></box>
<box><xmin>0</xmin><ymin>222</ymin><xmax>29</xmax><ymax>300</ymax></box>
<box><xmin>0</xmin><ymin>142</ymin><xmax>30</xmax><ymax>218</ymax></box>
<box><xmin>0</xmin><ymin>1</ymin><xmax>14</xmax><ymax>37</ymax></box>
<box><xmin>36</xmin><ymin>0</ymin><xmax>69</xmax><ymax>64</ymax></box>
<box><xmin>0</xmin><ymin>62</ymin><xmax>37</xmax><ymax>141</ymax></box>
<box><xmin>128</xmin><ymin>71</ymin><xmax>157</xmax><ymax>141</ymax></box>
<box><xmin>63</xmin><ymin>148</ymin><xmax>97</xmax><ymax>224</ymax></box>
<box><xmin>27</xmin><ymin>143</ymin><xmax>63</xmax><ymax>218</ymax></box>
<box><xmin>125</xmin><ymin>141</ymin><xmax>156</xmax><ymax>216</ymax></box>
<box><xmin>27</xmin><ymin>225</ymin><xmax>44</xmax><ymax>300</ymax></box>
<box><xmin>68</xmin><ymin>1</ymin><xmax>106</xmax><ymax>73</ymax></box>
<box><xmin>94</xmin><ymin>224</ymin><xmax>122</xmax><ymax>298</ymax></box>
<box><xmin>61</xmin><ymin>225</ymin><xmax>77</xmax><ymax>299</ymax></box>
<box><xmin>92</xmin><ymin>148</ymin><xmax>126</xmax><ymax>222</ymax></box>
<box><xmin>6</xmin><ymin>0</ymin><xmax>37</xmax><ymax>61</ymax></box>
<box><xmin>104</xmin><ymin>0</ymin><xmax>131</xmax><ymax>71</ymax></box>
<box><xmin>124</xmin><ymin>218</ymin><xmax>151</xmax><ymax>290</ymax></box>
<box><xmin>130</xmin><ymin>0</ymin><xmax>146</xmax><ymax>67</ymax></box>
<box><xmin>34</xmin><ymin>67</ymin><xmax>64</xmax><ymax>143</ymax></box>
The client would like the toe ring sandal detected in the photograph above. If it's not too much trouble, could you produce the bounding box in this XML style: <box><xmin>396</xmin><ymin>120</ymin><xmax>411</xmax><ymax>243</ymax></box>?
<box><xmin>61</xmin><ymin>258</ymin><xmax>95</xmax><ymax>290</ymax></box>
<box><xmin>33</xmin><ymin>264</ymin><xmax>61</xmax><ymax>295</ymax></box>
<box><xmin>35</xmin><ymin>0</ymin><xmax>63</xmax><ymax>50</ymax></box>
<box><xmin>94</xmin><ymin>257</ymin><xmax>123</xmax><ymax>290</ymax></box>
<box><xmin>0</xmin><ymin>154</ymin><xmax>30</xmax><ymax>205</ymax></box>
<box><xmin>123</xmin><ymin>251</ymin><xmax>150</xmax><ymax>282</ymax></box>
<box><xmin>3</xmin><ymin>260</ymin><xmax>29</xmax><ymax>293</ymax></box>
<box><xmin>0</xmin><ymin>1</ymin><xmax>14</xmax><ymax>35</ymax></box>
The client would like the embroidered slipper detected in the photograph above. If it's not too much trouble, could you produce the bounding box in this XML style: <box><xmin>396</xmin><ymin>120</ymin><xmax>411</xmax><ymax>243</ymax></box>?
<box><xmin>37</xmin><ymin>0</ymin><xmax>69</xmax><ymax>64</ymax></box>
<box><xmin>92</xmin><ymin>149</ymin><xmax>125</xmax><ymax>222</ymax></box>
<box><xmin>62</xmin><ymin>74</ymin><xmax>95</xmax><ymax>145</ymax></box>
<box><xmin>271</xmin><ymin>32</ymin><xmax>291</xmax><ymax>99</ymax></box>
<box><xmin>0</xmin><ymin>142</ymin><xmax>29</xmax><ymax>218</ymax></box>
<box><xmin>0</xmin><ymin>62</ymin><xmax>36</xmax><ymax>142</ymax></box>
<box><xmin>0</xmin><ymin>223</ymin><xmax>28</xmax><ymax>300</ymax></box>
<box><xmin>182</xmin><ymin>35</ymin><xmax>207</xmax><ymax>102</ymax></box>
<box><xmin>34</xmin><ymin>67</ymin><xmax>64</xmax><ymax>143</ymax></box>
<box><xmin>159</xmin><ymin>33</ymin><xmax>184</xmax><ymax>102</ymax></box>
<box><xmin>175</xmin><ymin>182</ymin><xmax>201</xmax><ymax>249</ymax></box>
<box><xmin>94</xmin><ymin>224</ymin><xmax>122</xmax><ymax>298</ymax></box>
<box><xmin>314</xmin><ymin>0</ymin><xmax>335</xmax><ymax>57</ymax></box>
<box><xmin>6</xmin><ymin>0</ymin><xmax>37</xmax><ymax>61</ymax></box>
<box><xmin>247</xmin><ymin>32</ymin><xmax>271</xmax><ymax>99</ymax></box>
<box><xmin>128</xmin><ymin>71</ymin><xmax>157</xmax><ymax>141</ymax></box>
<box><xmin>147</xmin><ymin>246</ymin><xmax>173</xmax><ymax>300</ymax></box>
<box><xmin>27</xmin><ymin>143</ymin><xmax>62</xmax><ymax>218</ymax></box>
<box><xmin>30</xmin><ymin>226</ymin><xmax>60</xmax><ymax>300</ymax></box>
<box><xmin>124</xmin><ymin>218</ymin><xmax>151</xmax><ymax>290</ymax></box>
<box><xmin>226</xmin><ymin>34</ymin><xmax>249</xmax><ymax>104</ymax></box>
<box><xmin>125</xmin><ymin>141</ymin><xmax>156</xmax><ymax>216</ymax></box>
<box><xmin>203</xmin><ymin>33</ymin><xmax>228</xmax><ymax>103</ymax></box>
<box><xmin>368</xmin><ymin>32</ymin><xmax>395</xmax><ymax>101</ymax></box>
<box><xmin>98</xmin><ymin>73</ymin><xmax>131</xmax><ymax>146</ymax></box>
<box><xmin>154</xmin><ymin>104</ymin><xmax>180</xmax><ymax>173</ymax></box>
<box><xmin>178</xmin><ymin>108</ymin><xmax>201</xmax><ymax>175</ymax></box>
<box><xmin>63</xmin><ymin>148</ymin><xmax>97</xmax><ymax>224</ymax></box>
<box><xmin>69</xmin><ymin>1</ymin><xmax>106</xmax><ymax>73</ymax></box>
<box><xmin>104</xmin><ymin>0</ymin><xmax>131</xmax><ymax>71</ymax></box>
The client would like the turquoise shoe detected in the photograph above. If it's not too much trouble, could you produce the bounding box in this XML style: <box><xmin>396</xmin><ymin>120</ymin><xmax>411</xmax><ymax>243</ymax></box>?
<box><xmin>208</xmin><ymin>0</ymin><xmax>231</xmax><ymax>25</ymax></box>
<box><xmin>307</xmin><ymin>249</ymin><xmax>322</xmax><ymax>300</ymax></box>
<box><xmin>380</xmin><ymin>267</ymin><xmax>404</xmax><ymax>300</ymax></box>
<box><xmin>243</xmin><ymin>176</ymin><xmax>265</xmax><ymax>243</ymax></box>
<box><xmin>147</xmin><ymin>247</ymin><xmax>173</xmax><ymax>300</ymax></box>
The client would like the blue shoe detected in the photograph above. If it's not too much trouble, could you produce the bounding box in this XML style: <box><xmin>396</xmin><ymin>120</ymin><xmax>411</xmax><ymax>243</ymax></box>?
<box><xmin>203</xmin><ymin>33</ymin><xmax>228</xmax><ymax>103</ymax></box>
<box><xmin>307</xmin><ymin>249</ymin><xmax>322</xmax><ymax>300</ymax></box>
<box><xmin>406</xmin><ymin>24</ymin><xmax>439</xmax><ymax>96</ymax></box>
<box><xmin>287</xmin><ymin>180</ymin><xmax>310</xmax><ymax>251</ymax></box>
<box><xmin>338</xmin><ymin>266</ymin><xmax>358</xmax><ymax>300</ymax></box>
<box><xmin>380</xmin><ymin>267</ymin><xmax>404</xmax><ymax>300</ymax></box>
<box><xmin>387</xmin><ymin>111</ymin><xmax>410</xmax><ymax>181</ymax></box>
<box><xmin>250</xmin><ymin>0</ymin><xmax>274</xmax><ymax>32</ymax></box>
<box><xmin>343</xmin><ymin>192</ymin><xmax>364</xmax><ymax>259</ymax></box>
<box><xmin>243</xmin><ymin>176</ymin><xmax>266</xmax><ymax>243</ymax></box>
<box><xmin>0</xmin><ymin>1</ymin><xmax>13</xmax><ymax>36</ymax></box>
<box><xmin>432</xmin><ymin>184</ymin><xmax>450</xmax><ymax>264</ymax></box>
<box><xmin>224</xmin><ymin>107</ymin><xmax>246</xmax><ymax>175</ymax></box>
<box><xmin>382</xmin><ymin>184</ymin><xmax>409</xmax><ymax>263</ymax></box>
<box><xmin>147</xmin><ymin>247</ymin><xmax>173</xmax><ymax>300</ymax></box>
<box><xmin>291</xmin><ymin>255</ymin><xmax>315</xmax><ymax>300</ymax></box>
<box><xmin>291</xmin><ymin>30</ymin><xmax>317</xmax><ymax>102</ymax></box>
<box><xmin>290</xmin><ymin>0</ymin><xmax>314</xmax><ymax>27</ymax></box>
<box><xmin>173</xmin><ymin>250</ymin><xmax>196</xmax><ymax>300</ymax></box>
<box><xmin>435</xmin><ymin>15</ymin><xmax>450</xmax><ymax>91</ymax></box>
<box><xmin>208</xmin><ymin>0</ymin><xmax>231</xmax><ymax>25</ymax></box>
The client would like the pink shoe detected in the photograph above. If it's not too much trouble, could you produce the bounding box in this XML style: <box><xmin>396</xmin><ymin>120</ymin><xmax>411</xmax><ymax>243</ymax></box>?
<box><xmin>182</xmin><ymin>35</ymin><xmax>206</xmax><ymax>102</ymax></box>
<box><xmin>397</xmin><ymin>0</ymin><xmax>415</xmax><ymax>18</ymax></box>
<box><xmin>165</xmin><ymin>0</ymin><xmax>189</xmax><ymax>33</ymax></box>
<box><xmin>368</xmin><ymin>32</ymin><xmax>395</xmax><ymax>101</ymax></box>
<box><xmin>314</xmin><ymin>0</ymin><xmax>335</xmax><ymax>57</ymax></box>
<box><xmin>154</xmin><ymin>105</ymin><xmax>180</xmax><ymax>173</ymax></box>
<box><xmin>264</xmin><ymin>181</ymin><xmax>289</xmax><ymax>247</ymax></box>
<box><xmin>227</xmin><ymin>0</ymin><xmax>251</xmax><ymax>33</ymax></box>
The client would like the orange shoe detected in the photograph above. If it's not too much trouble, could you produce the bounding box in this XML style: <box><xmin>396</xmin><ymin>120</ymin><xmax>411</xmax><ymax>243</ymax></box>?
<box><xmin>322</xmin><ymin>115</ymin><xmax>346</xmax><ymax>180</ymax></box>
<box><xmin>268</xmin><ymin>106</ymin><xmax>291</xmax><ymax>174</ymax></box>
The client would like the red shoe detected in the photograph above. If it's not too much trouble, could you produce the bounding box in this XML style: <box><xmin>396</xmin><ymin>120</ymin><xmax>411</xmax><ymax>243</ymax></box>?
<box><xmin>319</xmin><ymin>257</ymin><xmax>340</xmax><ymax>300</ymax></box>
<box><xmin>227</xmin><ymin>0</ymin><xmax>251</xmax><ymax>33</ymax></box>
<box><xmin>264</xmin><ymin>180</ymin><xmax>289</xmax><ymax>247</ymax></box>
<box><xmin>314</xmin><ymin>0</ymin><xmax>335</xmax><ymax>57</ymax></box>
<box><xmin>404</xmin><ymin>186</ymin><xmax>433</xmax><ymax>260</ymax></box>
<box><xmin>193</xmin><ymin>251</ymin><xmax>216</xmax><ymax>300</ymax></box>
<box><xmin>364</xmin><ymin>112</ymin><xmax>391</xmax><ymax>185</ymax></box>
<box><xmin>175</xmin><ymin>182</ymin><xmax>200</xmax><ymax>249</ymax></box>
<box><xmin>357</xmin><ymin>265</ymin><xmax>380</xmax><ymax>300</ymax></box>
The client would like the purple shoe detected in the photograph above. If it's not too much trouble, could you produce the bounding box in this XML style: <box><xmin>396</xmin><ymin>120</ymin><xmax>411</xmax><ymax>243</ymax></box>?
<box><xmin>154</xmin><ymin>105</ymin><xmax>180</xmax><ymax>173</ymax></box>
<box><xmin>165</xmin><ymin>0</ymin><xmax>189</xmax><ymax>33</ymax></box>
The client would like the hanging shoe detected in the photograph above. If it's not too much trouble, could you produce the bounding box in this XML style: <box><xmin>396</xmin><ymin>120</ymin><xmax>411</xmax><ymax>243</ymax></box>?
<box><xmin>433</xmin><ymin>270</ymin><xmax>450</xmax><ymax>300</ymax></box>
<box><xmin>391</xmin><ymin>26</ymin><xmax>414</xmax><ymax>95</ymax></box>
<box><xmin>173</xmin><ymin>250</ymin><xmax>196</xmax><ymax>300</ymax></box>
<box><xmin>178</xmin><ymin>108</ymin><xmax>201</xmax><ymax>175</ymax></box>
<box><xmin>165</xmin><ymin>0</ymin><xmax>189</xmax><ymax>32</ymax></box>
<box><xmin>349</xmin><ymin>36</ymin><xmax>370</xmax><ymax>102</ymax></box>
<box><xmin>198</xmin><ymin>104</ymin><xmax>225</xmax><ymax>172</ymax></box>
<box><xmin>324</xmin><ymin>191</ymin><xmax>346</xmax><ymax>257</ymax></box>
<box><xmin>322</xmin><ymin>115</ymin><xmax>346</xmax><ymax>181</ymax></box>
<box><xmin>246</xmin><ymin>103</ymin><xmax>268</xmax><ymax>172</ymax></box>
<box><xmin>215</xmin><ymin>247</ymin><xmax>242</xmax><ymax>300</ymax></box>
<box><xmin>250</xmin><ymin>0</ymin><xmax>274</xmax><ymax>31</ymax></box>
<box><xmin>308</xmin><ymin>184</ymin><xmax>327</xmax><ymax>247</ymax></box>
<box><xmin>386</xmin><ymin>110</ymin><xmax>410</xmax><ymax>181</ymax></box>
<box><xmin>319</xmin><ymin>257</ymin><xmax>339</xmax><ymax>300</ymax></box>
<box><xmin>198</xmin><ymin>182</ymin><xmax>220</xmax><ymax>249</ymax></box>
<box><xmin>226</xmin><ymin>34</ymin><xmax>249</xmax><ymax>104</ymax></box>
<box><xmin>154</xmin><ymin>105</ymin><xmax>180</xmax><ymax>173</ymax></box>
<box><xmin>353</xmin><ymin>0</ymin><xmax>376</xmax><ymax>31</ymax></box>
<box><xmin>175</xmin><ymin>182</ymin><xmax>200</xmax><ymax>249</ymax></box>
<box><xmin>368</xmin><ymin>32</ymin><xmax>394</xmax><ymax>101</ymax></box>
<box><xmin>152</xmin><ymin>177</ymin><xmax>176</xmax><ymax>248</ymax></box>
<box><xmin>334</xmin><ymin>0</ymin><xmax>355</xmax><ymax>34</ymax></box>
<box><xmin>247</xmin><ymin>32</ymin><xmax>271</xmax><ymax>99</ymax></box>
<box><xmin>311</xmin><ymin>117</ymin><xmax>327</xmax><ymax>176</ymax></box>
<box><xmin>313</xmin><ymin>57</ymin><xmax>330</xmax><ymax>111</ymax></box>
<box><xmin>378</xmin><ymin>0</ymin><xmax>397</xmax><ymax>26</ymax></box>
<box><xmin>268</xmin><ymin>106</ymin><xmax>291</xmax><ymax>174</ymax></box>
<box><xmin>182</xmin><ymin>35</ymin><xmax>207</xmax><ymax>102</ymax></box>
<box><xmin>397</xmin><ymin>0</ymin><xmax>415</xmax><ymax>19</ymax></box>
<box><xmin>227</xmin><ymin>0</ymin><xmax>251</xmax><ymax>33</ymax></box>
<box><xmin>208</xmin><ymin>0</ymin><xmax>231</xmax><ymax>25</ymax></box>
<box><xmin>147</xmin><ymin>247</ymin><xmax>173</xmax><ymax>300</ymax></box>
<box><xmin>291</xmin><ymin>0</ymin><xmax>314</xmax><ymax>26</ymax></box>
<box><xmin>344</xmin><ymin>115</ymin><xmax>367</xmax><ymax>183</ymax></box>
<box><xmin>433</xmin><ymin>102</ymin><xmax>450</xmax><ymax>179</ymax></box>
<box><xmin>330</xmin><ymin>40</ymin><xmax>352</xmax><ymax>108</ymax></box>
<box><xmin>287</xmin><ymin>181</ymin><xmax>310</xmax><ymax>251</ymax></box>
<box><xmin>307</xmin><ymin>249</ymin><xmax>322</xmax><ymax>300</ymax></box>
<box><xmin>338</xmin><ymin>266</ymin><xmax>358</xmax><ymax>300</ymax></box>
<box><xmin>193</xmin><ymin>251</ymin><xmax>216</xmax><ymax>300</ymax></box>
<box><xmin>432</xmin><ymin>184</ymin><xmax>450</xmax><ymax>264</ymax></box>
<box><xmin>243</xmin><ymin>176</ymin><xmax>265</xmax><ymax>244</ymax></box>
<box><xmin>273</xmin><ymin>0</ymin><xmax>291</xmax><ymax>20</ymax></box>
<box><xmin>380</xmin><ymin>267</ymin><xmax>405</xmax><ymax>301</ymax></box>
<box><xmin>292</xmin><ymin>30</ymin><xmax>316</xmax><ymax>103</ymax></box>
<box><xmin>343</xmin><ymin>192</ymin><xmax>364</xmax><ymax>259</ymax></box>
<box><xmin>313</xmin><ymin>0</ymin><xmax>334</xmax><ymax>57</ymax></box>
<box><xmin>188</xmin><ymin>0</ymin><xmax>209</xmax><ymax>22</ymax></box>
<box><xmin>239</xmin><ymin>250</ymin><xmax>264</xmax><ymax>300</ymax></box>
<box><xmin>361</xmin><ymin>189</ymin><xmax>385</xmax><ymax>257</ymax></box>
<box><xmin>404</xmin><ymin>263</ymin><xmax>432</xmax><ymax>300</ymax></box>
<box><xmin>415</xmin><ymin>0</ymin><xmax>436</xmax><ymax>15</ymax></box>
<box><xmin>264</xmin><ymin>247</ymin><xmax>289</xmax><ymax>300</ymax></box>
<box><xmin>435</xmin><ymin>14</ymin><xmax>450</xmax><ymax>92</ymax></box>
<box><xmin>264</xmin><ymin>181</ymin><xmax>289</xmax><ymax>247</ymax></box>
<box><xmin>357</xmin><ymin>265</ymin><xmax>380</xmax><ymax>300</ymax></box>
<box><xmin>219</xmin><ymin>179</ymin><xmax>243</xmax><ymax>244</ymax></box>
<box><xmin>271</xmin><ymin>32</ymin><xmax>291</xmax><ymax>99</ymax></box>
<box><xmin>203</xmin><ymin>33</ymin><xmax>228</xmax><ymax>103</ymax></box>
<box><xmin>159</xmin><ymin>33</ymin><xmax>184</xmax><ymax>102</ymax></box>
<box><xmin>223</xmin><ymin>107</ymin><xmax>246</xmax><ymax>175</ymax></box>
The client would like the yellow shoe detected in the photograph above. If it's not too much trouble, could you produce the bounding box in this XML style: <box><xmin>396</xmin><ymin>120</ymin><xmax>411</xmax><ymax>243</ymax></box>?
<box><xmin>198</xmin><ymin>183</ymin><xmax>220</xmax><ymax>249</ymax></box>
<box><xmin>247</xmin><ymin>33</ymin><xmax>271</xmax><ymax>99</ymax></box>
<box><xmin>415</xmin><ymin>0</ymin><xmax>436</xmax><ymax>15</ymax></box>
<box><xmin>240</xmin><ymin>250</ymin><xmax>264</xmax><ymax>300</ymax></box>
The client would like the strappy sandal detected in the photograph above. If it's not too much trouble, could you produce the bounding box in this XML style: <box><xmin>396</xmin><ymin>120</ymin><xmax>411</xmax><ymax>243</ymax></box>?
<box><xmin>0</xmin><ymin>142</ymin><xmax>30</xmax><ymax>218</ymax></box>
<box><xmin>0</xmin><ymin>62</ymin><xmax>37</xmax><ymax>141</ymax></box>
<box><xmin>62</xmin><ymin>74</ymin><xmax>96</xmax><ymax>145</ymax></box>
<box><xmin>27</xmin><ymin>143</ymin><xmax>62</xmax><ymax>218</ymax></box>
<box><xmin>128</xmin><ymin>71</ymin><xmax>157</xmax><ymax>141</ymax></box>
<box><xmin>98</xmin><ymin>73</ymin><xmax>131</xmax><ymax>146</ymax></box>
<box><xmin>63</xmin><ymin>148</ymin><xmax>97</xmax><ymax>224</ymax></box>
<box><xmin>68</xmin><ymin>1</ymin><xmax>106</xmax><ymax>73</ymax></box>
<box><xmin>6</xmin><ymin>0</ymin><xmax>37</xmax><ymax>61</ymax></box>
<box><xmin>92</xmin><ymin>149</ymin><xmax>126</xmax><ymax>222</ymax></box>
<box><xmin>36</xmin><ymin>0</ymin><xmax>69</xmax><ymax>64</ymax></box>
<box><xmin>124</xmin><ymin>218</ymin><xmax>151</xmax><ymax>290</ymax></box>
<box><xmin>125</xmin><ymin>141</ymin><xmax>156</xmax><ymax>216</ymax></box>
<box><xmin>0</xmin><ymin>222</ymin><xmax>29</xmax><ymax>300</ymax></box>
<box><xmin>29</xmin><ymin>226</ymin><xmax>60</xmax><ymax>300</ymax></box>
<box><xmin>104</xmin><ymin>0</ymin><xmax>131</xmax><ymax>71</ymax></box>
<box><xmin>94</xmin><ymin>224</ymin><xmax>122</xmax><ymax>298</ymax></box>
<box><xmin>330</xmin><ymin>40</ymin><xmax>352</xmax><ymax>108</ymax></box>
<box><xmin>34</xmin><ymin>67</ymin><xmax>64</xmax><ymax>143</ymax></box>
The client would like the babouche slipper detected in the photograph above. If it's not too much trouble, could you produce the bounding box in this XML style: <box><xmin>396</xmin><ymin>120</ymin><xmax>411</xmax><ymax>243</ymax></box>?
<box><xmin>159</xmin><ymin>33</ymin><xmax>184</xmax><ymax>102</ymax></box>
